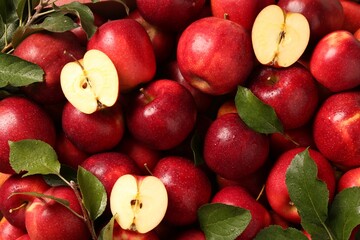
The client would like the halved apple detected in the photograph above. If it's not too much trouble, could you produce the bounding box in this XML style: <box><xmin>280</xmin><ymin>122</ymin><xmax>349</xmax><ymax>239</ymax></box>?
<box><xmin>110</xmin><ymin>174</ymin><xmax>168</xmax><ymax>234</ymax></box>
<box><xmin>251</xmin><ymin>5</ymin><xmax>310</xmax><ymax>67</ymax></box>
<box><xmin>60</xmin><ymin>49</ymin><xmax>119</xmax><ymax>114</ymax></box>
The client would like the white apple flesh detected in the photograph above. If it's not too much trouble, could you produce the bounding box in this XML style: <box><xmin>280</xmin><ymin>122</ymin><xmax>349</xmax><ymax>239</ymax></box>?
<box><xmin>60</xmin><ymin>49</ymin><xmax>119</xmax><ymax>114</ymax></box>
<box><xmin>110</xmin><ymin>174</ymin><xmax>168</xmax><ymax>234</ymax></box>
<box><xmin>252</xmin><ymin>4</ymin><xmax>310</xmax><ymax>67</ymax></box>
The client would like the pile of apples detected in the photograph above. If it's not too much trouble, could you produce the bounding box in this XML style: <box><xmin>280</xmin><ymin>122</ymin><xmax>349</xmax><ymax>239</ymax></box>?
<box><xmin>0</xmin><ymin>0</ymin><xmax>360</xmax><ymax>239</ymax></box>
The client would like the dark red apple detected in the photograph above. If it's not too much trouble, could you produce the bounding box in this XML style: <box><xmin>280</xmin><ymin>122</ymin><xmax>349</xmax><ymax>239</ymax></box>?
<box><xmin>0</xmin><ymin>96</ymin><xmax>56</xmax><ymax>174</ymax></box>
<box><xmin>113</xmin><ymin>222</ymin><xmax>159</xmax><ymax>240</ymax></box>
<box><xmin>212</xmin><ymin>186</ymin><xmax>272</xmax><ymax>240</ymax></box>
<box><xmin>13</xmin><ymin>31</ymin><xmax>85</xmax><ymax>104</ymax></box>
<box><xmin>340</xmin><ymin>1</ymin><xmax>360</xmax><ymax>33</ymax></box>
<box><xmin>313</xmin><ymin>91</ymin><xmax>360</xmax><ymax>168</ymax></box>
<box><xmin>177</xmin><ymin>17</ymin><xmax>254</xmax><ymax>95</ymax></box>
<box><xmin>126</xmin><ymin>79</ymin><xmax>197</xmax><ymax>150</ymax></box>
<box><xmin>62</xmin><ymin>101</ymin><xmax>125</xmax><ymax>154</ymax></box>
<box><xmin>175</xmin><ymin>228</ymin><xmax>206</xmax><ymax>240</ymax></box>
<box><xmin>153</xmin><ymin>156</ymin><xmax>212</xmax><ymax>226</ymax></box>
<box><xmin>0</xmin><ymin>217</ymin><xmax>25</xmax><ymax>240</ymax></box>
<box><xmin>310</xmin><ymin>30</ymin><xmax>360</xmax><ymax>92</ymax></box>
<box><xmin>204</xmin><ymin>113</ymin><xmax>269</xmax><ymax>180</ymax></box>
<box><xmin>248</xmin><ymin>64</ymin><xmax>319</xmax><ymax>130</ymax></box>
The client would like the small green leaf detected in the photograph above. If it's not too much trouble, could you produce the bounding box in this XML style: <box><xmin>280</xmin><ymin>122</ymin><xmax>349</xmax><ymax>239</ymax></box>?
<box><xmin>9</xmin><ymin>139</ymin><xmax>61</xmax><ymax>177</ymax></box>
<box><xmin>77</xmin><ymin>166</ymin><xmax>107</xmax><ymax>221</ymax></box>
<box><xmin>285</xmin><ymin>149</ymin><xmax>334</xmax><ymax>240</ymax></box>
<box><xmin>0</xmin><ymin>52</ymin><xmax>44</xmax><ymax>88</ymax></box>
<box><xmin>43</xmin><ymin>165</ymin><xmax>77</xmax><ymax>187</ymax></box>
<box><xmin>254</xmin><ymin>225</ymin><xmax>309</xmax><ymax>240</ymax></box>
<box><xmin>32</xmin><ymin>12</ymin><xmax>78</xmax><ymax>32</ymax></box>
<box><xmin>98</xmin><ymin>214</ymin><xmax>116</xmax><ymax>240</ymax></box>
<box><xmin>235</xmin><ymin>86</ymin><xmax>283</xmax><ymax>134</ymax></box>
<box><xmin>327</xmin><ymin>187</ymin><xmax>360</xmax><ymax>240</ymax></box>
<box><xmin>191</xmin><ymin>130</ymin><xmax>205</xmax><ymax>166</ymax></box>
<box><xmin>198</xmin><ymin>203</ymin><xmax>251</xmax><ymax>240</ymax></box>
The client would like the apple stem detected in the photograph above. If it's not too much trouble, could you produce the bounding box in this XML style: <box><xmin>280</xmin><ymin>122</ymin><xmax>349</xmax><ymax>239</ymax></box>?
<box><xmin>283</xmin><ymin>133</ymin><xmax>300</xmax><ymax>147</ymax></box>
<box><xmin>223</xmin><ymin>13</ymin><xmax>229</xmax><ymax>20</ymax></box>
<box><xmin>139</xmin><ymin>88</ymin><xmax>154</xmax><ymax>103</ymax></box>
<box><xmin>144</xmin><ymin>163</ymin><xmax>153</xmax><ymax>176</ymax></box>
<box><xmin>256</xmin><ymin>184</ymin><xmax>265</xmax><ymax>201</ymax></box>
<box><xmin>8</xmin><ymin>202</ymin><xmax>27</xmax><ymax>213</ymax></box>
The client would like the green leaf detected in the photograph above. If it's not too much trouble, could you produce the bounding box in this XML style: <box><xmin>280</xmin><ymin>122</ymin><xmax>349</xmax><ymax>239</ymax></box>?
<box><xmin>0</xmin><ymin>0</ymin><xmax>18</xmax><ymax>24</ymax></box>
<box><xmin>0</xmin><ymin>52</ymin><xmax>44</xmax><ymax>88</ymax></box>
<box><xmin>9</xmin><ymin>139</ymin><xmax>61</xmax><ymax>177</ymax></box>
<box><xmin>327</xmin><ymin>187</ymin><xmax>360</xmax><ymax>240</ymax></box>
<box><xmin>32</xmin><ymin>12</ymin><xmax>78</xmax><ymax>32</ymax></box>
<box><xmin>77</xmin><ymin>166</ymin><xmax>107</xmax><ymax>221</ymax></box>
<box><xmin>285</xmin><ymin>149</ymin><xmax>335</xmax><ymax>240</ymax></box>
<box><xmin>55</xmin><ymin>1</ymin><xmax>97</xmax><ymax>39</ymax></box>
<box><xmin>43</xmin><ymin>165</ymin><xmax>78</xmax><ymax>187</ymax></box>
<box><xmin>198</xmin><ymin>203</ymin><xmax>251</xmax><ymax>240</ymax></box>
<box><xmin>235</xmin><ymin>85</ymin><xmax>283</xmax><ymax>134</ymax></box>
<box><xmin>254</xmin><ymin>225</ymin><xmax>309</xmax><ymax>240</ymax></box>
<box><xmin>191</xmin><ymin>130</ymin><xmax>205</xmax><ymax>166</ymax></box>
<box><xmin>16</xmin><ymin>0</ymin><xmax>40</xmax><ymax>20</ymax></box>
<box><xmin>98</xmin><ymin>214</ymin><xmax>116</xmax><ymax>240</ymax></box>
<box><xmin>0</xmin><ymin>15</ymin><xmax>4</xmax><ymax>38</ymax></box>
<box><xmin>1</xmin><ymin>21</ymin><xmax>19</xmax><ymax>51</ymax></box>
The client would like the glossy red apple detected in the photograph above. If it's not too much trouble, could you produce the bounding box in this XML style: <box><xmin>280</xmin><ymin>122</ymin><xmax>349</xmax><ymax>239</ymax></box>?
<box><xmin>25</xmin><ymin>186</ymin><xmax>90</xmax><ymax>240</ymax></box>
<box><xmin>177</xmin><ymin>17</ymin><xmax>254</xmax><ymax>95</ymax></box>
<box><xmin>277</xmin><ymin>0</ymin><xmax>344</xmax><ymax>44</ymax></box>
<box><xmin>337</xmin><ymin>167</ymin><xmax>360</xmax><ymax>192</ymax></box>
<box><xmin>126</xmin><ymin>79</ymin><xmax>197</xmax><ymax>150</ymax></box>
<box><xmin>204</xmin><ymin>113</ymin><xmax>269</xmax><ymax>180</ymax></box>
<box><xmin>0</xmin><ymin>174</ymin><xmax>50</xmax><ymax>230</ymax></box>
<box><xmin>211</xmin><ymin>0</ymin><xmax>275</xmax><ymax>32</ymax></box>
<box><xmin>153</xmin><ymin>156</ymin><xmax>212</xmax><ymax>226</ymax></box>
<box><xmin>62</xmin><ymin>101</ymin><xmax>125</xmax><ymax>154</ymax></box>
<box><xmin>87</xmin><ymin>19</ymin><xmax>156</xmax><ymax>92</ymax></box>
<box><xmin>0</xmin><ymin>217</ymin><xmax>25</xmax><ymax>240</ymax></box>
<box><xmin>136</xmin><ymin>0</ymin><xmax>206</xmax><ymax>32</ymax></box>
<box><xmin>313</xmin><ymin>91</ymin><xmax>360</xmax><ymax>168</ymax></box>
<box><xmin>340</xmin><ymin>1</ymin><xmax>360</xmax><ymax>33</ymax></box>
<box><xmin>249</xmin><ymin>64</ymin><xmax>319</xmax><ymax>130</ymax></box>
<box><xmin>310</xmin><ymin>30</ymin><xmax>360</xmax><ymax>92</ymax></box>
<box><xmin>265</xmin><ymin>147</ymin><xmax>336</xmax><ymax>224</ymax></box>
<box><xmin>212</xmin><ymin>186</ymin><xmax>271</xmax><ymax>240</ymax></box>
<box><xmin>0</xmin><ymin>96</ymin><xmax>56</xmax><ymax>174</ymax></box>
<box><xmin>13</xmin><ymin>31</ymin><xmax>85</xmax><ymax>104</ymax></box>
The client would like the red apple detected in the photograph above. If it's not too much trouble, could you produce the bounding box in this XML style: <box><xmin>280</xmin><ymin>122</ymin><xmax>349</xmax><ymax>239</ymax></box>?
<box><xmin>204</xmin><ymin>113</ymin><xmax>269</xmax><ymax>180</ymax></box>
<box><xmin>177</xmin><ymin>17</ymin><xmax>254</xmax><ymax>95</ymax></box>
<box><xmin>135</xmin><ymin>0</ymin><xmax>206</xmax><ymax>32</ymax></box>
<box><xmin>277</xmin><ymin>0</ymin><xmax>344</xmax><ymax>44</ymax></box>
<box><xmin>25</xmin><ymin>186</ymin><xmax>90</xmax><ymax>240</ymax></box>
<box><xmin>211</xmin><ymin>0</ymin><xmax>275</xmax><ymax>32</ymax></box>
<box><xmin>212</xmin><ymin>186</ymin><xmax>272</xmax><ymax>240</ymax></box>
<box><xmin>313</xmin><ymin>91</ymin><xmax>360</xmax><ymax>168</ymax></box>
<box><xmin>337</xmin><ymin>167</ymin><xmax>360</xmax><ymax>192</ymax></box>
<box><xmin>126</xmin><ymin>79</ymin><xmax>197</xmax><ymax>150</ymax></box>
<box><xmin>248</xmin><ymin>64</ymin><xmax>319</xmax><ymax>130</ymax></box>
<box><xmin>310</xmin><ymin>30</ymin><xmax>360</xmax><ymax>92</ymax></box>
<box><xmin>265</xmin><ymin>147</ymin><xmax>336</xmax><ymax>224</ymax></box>
<box><xmin>0</xmin><ymin>172</ymin><xmax>11</xmax><ymax>187</ymax></box>
<box><xmin>340</xmin><ymin>1</ymin><xmax>360</xmax><ymax>33</ymax></box>
<box><xmin>0</xmin><ymin>217</ymin><xmax>26</xmax><ymax>240</ymax></box>
<box><xmin>0</xmin><ymin>96</ymin><xmax>56</xmax><ymax>174</ymax></box>
<box><xmin>13</xmin><ymin>31</ymin><xmax>85</xmax><ymax>104</ymax></box>
<box><xmin>71</xmin><ymin>12</ymin><xmax>106</xmax><ymax>45</ymax></box>
<box><xmin>216</xmin><ymin>100</ymin><xmax>237</xmax><ymax>117</ymax></box>
<box><xmin>62</xmin><ymin>101</ymin><xmax>125</xmax><ymax>154</ymax></box>
<box><xmin>175</xmin><ymin>228</ymin><xmax>206</xmax><ymax>240</ymax></box>
<box><xmin>355</xmin><ymin>28</ymin><xmax>360</xmax><ymax>40</ymax></box>
<box><xmin>87</xmin><ymin>19</ymin><xmax>156</xmax><ymax>92</ymax></box>
<box><xmin>113</xmin><ymin>222</ymin><xmax>159</xmax><ymax>239</ymax></box>
<box><xmin>15</xmin><ymin>234</ymin><xmax>30</xmax><ymax>240</ymax></box>
<box><xmin>0</xmin><ymin>174</ymin><xmax>50</xmax><ymax>230</ymax></box>
<box><xmin>153</xmin><ymin>156</ymin><xmax>212</xmax><ymax>226</ymax></box>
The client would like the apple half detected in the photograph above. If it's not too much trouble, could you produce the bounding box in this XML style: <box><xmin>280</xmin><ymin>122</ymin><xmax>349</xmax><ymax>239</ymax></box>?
<box><xmin>60</xmin><ymin>49</ymin><xmax>119</xmax><ymax>114</ymax></box>
<box><xmin>110</xmin><ymin>174</ymin><xmax>168</xmax><ymax>234</ymax></box>
<box><xmin>251</xmin><ymin>5</ymin><xmax>310</xmax><ymax>67</ymax></box>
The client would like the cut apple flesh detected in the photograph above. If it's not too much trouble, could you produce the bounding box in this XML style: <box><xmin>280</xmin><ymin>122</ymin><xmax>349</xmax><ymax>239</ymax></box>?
<box><xmin>60</xmin><ymin>49</ymin><xmax>119</xmax><ymax>114</ymax></box>
<box><xmin>252</xmin><ymin>5</ymin><xmax>310</xmax><ymax>67</ymax></box>
<box><xmin>110</xmin><ymin>174</ymin><xmax>168</xmax><ymax>234</ymax></box>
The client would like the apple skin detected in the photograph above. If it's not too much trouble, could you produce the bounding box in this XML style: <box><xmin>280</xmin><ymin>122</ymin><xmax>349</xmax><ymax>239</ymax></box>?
<box><xmin>211</xmin><ymin>0</ymin><xmax>275</xmax><ymax>32</ymax></box>
<box><xmin>355</xmin><ymin>28</ymin><xmax>360</xmax><ymax>40</ymax></box>
<box><xmin>212</xmin><ymin>186</ymin><xmax>272</xmax><ymax>240</ymax></box>
<box><xmin>248</xmin><ymin>64</ymin><xmax>319</xmax><ymax>130</ymax></box>
<box><xmin>113</xmin><ymin>221</ymin><xmax>159</xmax><ymax>240</ymax></box>
<box><xmin>71</xmin><ymin>12</ymin><xmax>106</xmax><ymax>46</ymax></box>
<box><xmin>62</xmin><ymin>101</ymin><xmax>125</xmax><ymax>154</ymax></box>
<box><xmin>175</xmin><ymin>228</ymin><xmax>206</xmax><ymax>240</ymax></box>
<box><xmin>0</xmin><ymin>217</ymin><xmax>26</xmax><ymax>240</ymax></box>
<box><xmin>0</xmin><ymin>96</ymin><xmax>56</xmax><ymax>174</ymax></box>
<box><xmin>25</xmin><ymin>186</ymin><xmax>90</xmax><ymax>240</ymax></box>
<box><xmin>0</xmin><ymin>174</ymin><xmax>50</xmax><ymax>230</ymax></box>
<box><xmin>126</xmin><ymin>79</ymin><xmax>197</xmax><ymax>150</ymax></box>
<box><xmin>265</xmin><ymin>147</ymin><xmax>336</xmax><ymax>224</ymax></box>
<box><xmin>15</xmin><ymin>234</ymin><xmax>30</xmax><ymax>240</ymax></box>
<box><xmin>204</xmin><ymin>113</ymin><xmax>269</xmax><ymax>180</ymax></box>
<box><xmin>87</xmin><ymin>19</ymin><xmax>156</xmax><ymax>92</ymax></box>
<box><xmin>153</xmin><ymin>156</ymin><xmax>212</xmax><ymax>226</ymax></box>
<box><xmin>313</xmin><ymin>91</ymin><xmax>360</xmax><ymax>168</ymax></box>
<box><xmin>310</xmin><ymin>30</ymin><xmax>360</xmax><ymax>92</ymax></box>
<box><xmin>340</xmin><ymin>1</ymin><xmax>360</xmax><ymax>33</ymax></box>
<box><xmin>277</xmin><ymin>0</ymin><xmax>344</xmax><ymax>44</ymax></box>
<box><xmin>337</xmin><ymin>167</ymin><xmax>360</xmax><ymax>192</ymax></box>
<box><xmin>13</xmin><ymin>31</ymin><xmax>86</xmax><ymax>104</ymax></box>
<box><xmin>177</xmin><ymin>17</ymin><xmax>254</xmax><ymax>95</ymax></box>
<box><xmin>135</xmin><ymin>0</ymin><xmax>206</xmax><ymax>32</ymax></box>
